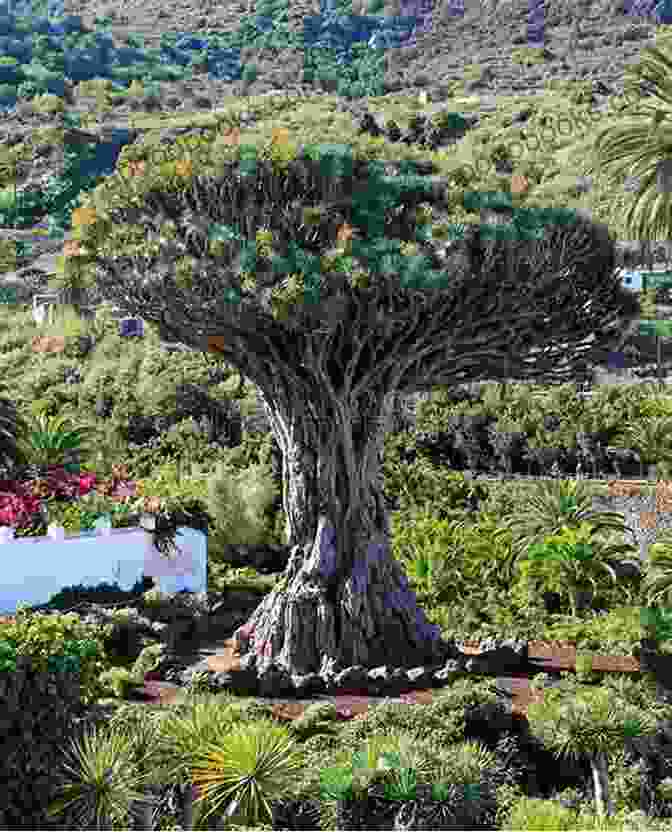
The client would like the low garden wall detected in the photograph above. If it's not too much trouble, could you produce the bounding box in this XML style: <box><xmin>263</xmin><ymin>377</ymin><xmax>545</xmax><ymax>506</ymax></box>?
<box><xmin>0</xmin><ymin>525</ymin><xmax>207</xmax><ymax>615</ymax></box>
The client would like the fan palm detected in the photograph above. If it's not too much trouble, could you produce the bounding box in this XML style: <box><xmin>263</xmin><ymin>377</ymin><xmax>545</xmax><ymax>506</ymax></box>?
<box><xmin>527</xmin><ymin>685</ymin><xmax>658</xmax><ymax>820</ymax></box>
<box><xmin>641</xmin><ymin>526</ymin><xmax>672</xmax><ymax>605</ymax></box>
<box><xmin>46</xmin><ymin>691</ymin><xmax>303</xmax><ymax>831</ymax></box>
<box><xmin>610</xmin><ymin>416</ymin><xmax>672</xmax><ymax>479</ymax></box>
<box><xmin>45</xmin><ymin>718</ymin><xmax>165</xmax><ymax>830</ymax></box>
<box><xmin>491</xmin><ymin>478</ymin><xmax>639</xmax><ymax>586</ymax></box>
<box><xmin>564</xmin><ymin>35</ymin><xmax>672</xmax><ymax>243</ymax></box>
<box><xmin>0</xmin><ymin>389</ymin><xmax>33</xmax><ymax>475</ymax></box>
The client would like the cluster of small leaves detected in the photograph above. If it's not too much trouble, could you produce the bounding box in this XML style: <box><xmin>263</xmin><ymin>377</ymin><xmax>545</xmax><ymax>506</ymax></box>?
<box><xmin>0</xmin><ymin>609</ymin><xmax>112</xmax><ymax>704</ymax></box>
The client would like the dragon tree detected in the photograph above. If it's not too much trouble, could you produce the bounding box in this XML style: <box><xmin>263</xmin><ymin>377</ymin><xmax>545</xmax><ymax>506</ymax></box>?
<box><xmin>62</xmin><ymin>130</ymin><xmax>642</xmax><ymax>686</ymax></box>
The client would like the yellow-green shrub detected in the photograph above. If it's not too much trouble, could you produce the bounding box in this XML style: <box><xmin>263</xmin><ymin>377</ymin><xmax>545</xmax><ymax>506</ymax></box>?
<box><xmin>0</xmin><ymin>610</ymin><xmax>112</xmax><ymax>706</ymax></box>
<box><xmin>75</xmin><ymin>78</ymin><xmax>113</xmax><ymax>96</ymax></box>
<box><xmin>391</xmin><ymin>507</ymin><xmax>517</xmax><ymax>607</ymax></box>
<box><xmin>500</xmin><ymin>796</ymin><xmax>579</xmax><ymax>830</ymax></box>
<box><xmin>130</xmin><ymin>642</ymin><xmax>166</xmax><ymax>680</ymax></box>
<box><xmin>31</xmin><ymin>93</ymin><xmax>65</xmax><ymax>113</ymax></box>
<box><xmin>99</xmin><ymin>666</ymin><xmax>137</xmax><ymax>699</ymax></box>
<box><xmin>206</xmin><ymin>457</ymin><xmax>280</xmax><ymax>547</ymax></box>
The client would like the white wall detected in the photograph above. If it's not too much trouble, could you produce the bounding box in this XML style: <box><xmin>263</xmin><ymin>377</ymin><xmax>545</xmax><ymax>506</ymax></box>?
<box><xmin>0</xmin><ymin>526</ymin><xmax>207</xmax><ymax>615</ymax></box>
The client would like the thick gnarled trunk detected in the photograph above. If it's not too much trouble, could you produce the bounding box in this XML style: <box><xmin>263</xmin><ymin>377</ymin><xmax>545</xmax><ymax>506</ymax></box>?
<box><xmin>231</xmin><ymin>387</ymin><xmax>448</xmax><ymax>677</ymax></box>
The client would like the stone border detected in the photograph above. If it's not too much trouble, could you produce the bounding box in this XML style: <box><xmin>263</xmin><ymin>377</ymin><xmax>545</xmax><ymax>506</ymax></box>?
<box><xmin>177</xmin><ymin>638</ymin><xmax>530</xmax><ymax>698</ymax></box>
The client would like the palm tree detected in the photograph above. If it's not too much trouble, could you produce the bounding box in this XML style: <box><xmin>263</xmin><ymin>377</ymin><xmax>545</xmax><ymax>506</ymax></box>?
<box><xmin>491</xmin><ymin>478</ymin><xmax>639</xmax><ymax>586</ymax></box>
<box><xmin>562</xmin><ymin>35</ymin><xmax>672</xmax><ymax>244</ymax></box>
<box><xmin>0</xmin><ymin>389</ymin><xmax>33</xmax><ymax>476</ymax></box>
<box><xmin>142</xmin><ymin>690</ymin><xmax>271</xmax><ymax>830</ymax></box>
<box><xmin>407</xmin><ymin>739</ymin><xmax>501</xmax><ymax>831</ymax></box>
<box><xmin>46</xmin><ymin>689</ymin><xmax>305</xmax><ymax>831</ymax></box>
<box><xmin>185</xmin><ymin>718</ymin><xmax>306</xmax><ymax>830</ymax></box>
<box><xmin>44</xmin><ymin>717</ymin><xmax>163</xmax><ymax>830</ymax></box>
<box><xmin>526</xmin><ymin>683</ymin><xmax>659</xmax><ymax>820</ymax></box>
<box><xmin>641</xmin><ymin>526</ymin><xmax>672</xmax><ymax>605</ymax></box>
<box><xmin>610</xmin><ymin>415</ymin><xmax>672</xmax><ymax>479</ymax></box>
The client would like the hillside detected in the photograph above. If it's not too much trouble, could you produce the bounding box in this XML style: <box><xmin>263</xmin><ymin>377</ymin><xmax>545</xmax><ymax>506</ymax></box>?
<box><xmin>1</xmin><ymin>0</ymin><xmax>672</xmax><ymax>395</ymax></box>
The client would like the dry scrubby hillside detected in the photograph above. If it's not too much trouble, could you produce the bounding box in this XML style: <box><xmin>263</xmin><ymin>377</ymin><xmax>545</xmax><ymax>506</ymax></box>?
<box><xmin>58</xmin><ymin>0</ymin><xmax>669</xmax><ymax>104</ymax></box>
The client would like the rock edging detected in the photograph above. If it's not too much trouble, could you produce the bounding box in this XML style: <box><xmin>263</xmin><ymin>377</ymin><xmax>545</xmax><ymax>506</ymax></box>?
<box><xmin>175</xmin><ymin>637</ymin><xmax>530</xmax><ymax>698</ymax></box>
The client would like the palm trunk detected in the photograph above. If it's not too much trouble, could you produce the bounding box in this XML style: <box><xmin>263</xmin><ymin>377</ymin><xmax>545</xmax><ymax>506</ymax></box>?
<box><xmin>229</xmin><ymin>387</ymin><xmax>451</xmax><ymax>677</ymax></box>
<box><xmin>590</xmin><ymin>751</ymin><xmax>614</xmax><ymax>818</ymax></box>
<box><xmin>179</xmin><ymin>782</ymin><xmax>195</xmax><ymax>830</ymax></box>
<box><xmin>63</xmin><ymin>284</ymin><xmax>87</xmax><ymax>319</ymax></box>
<box><xmin>129</xmin><ymin>798</ymin><xmax>154</xmax><ymax>830</ymax></box>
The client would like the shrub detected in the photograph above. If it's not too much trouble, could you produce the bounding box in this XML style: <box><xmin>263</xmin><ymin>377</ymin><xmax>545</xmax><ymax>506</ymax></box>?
<box><xmin>287</xmin><ymin>702</ymin><xmax>340</xmax><ymax>741</ymax></box>
<box><xmin>501</xmin><ymin>796</ymin><xmax>580</xmax><ymax>830</ymax></box>
<box><xmin>16</xmin><ymin>81</ymin><xmax>41</xmax><ymax>100</ymax></box>
<box><xmin>391</xmin><ymin>507</ymin><xmax>517</xmax><ymax>609</ymax></box>
<box><xmin>206</xmin><ymin>457</ymin><xmax>280</xmax><ymax>547</ymax></box>
<box><xmin>99</xmin><ymin>665</ymin><xmax>137</xmax><ymax>699</ymax></box>
<box><xmin>130</xmin><ymin>642</ymin><xmax>166</xmax><ymax>680</ymax></box>
<box><xmin>0</xmin><ymin>609</ymin><xmax>112</xmax><ymax>706</ymax></box>
<box><xmin>384</xmin><ymin>452</ymin><xmax>487</xmax><ymax>518</ymax></box>
<box><xmin>30</xmin><ymin>93</ymin><xmax>65</xmax><ymax>113</ymax></box>
<box><xmin>40</xmin><ymin>580</ymin><xmax>136</xmax><ymax>611</ymax></box>
<box><xmin>340</xmin><ymin>678</ymin><xmax>498</xmax><ymax>752</ymax></box>
<box><xmin>241</xmin><ymin>63</ymin><xmax>259</xmax><ymax>86</ymax></box>
<box><xmin>0</xmin><ymin>83</ymin><xmax>17</xmax><ymax>99</ymax></box>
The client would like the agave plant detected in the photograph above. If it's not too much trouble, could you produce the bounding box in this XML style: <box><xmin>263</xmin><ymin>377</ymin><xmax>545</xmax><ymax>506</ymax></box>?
<box><xmin>491</xmin><ymin>478</ymin><xmax>638</xmax><ymax>586</ymax></box>
<box><xmin>321</xmin><ymin>732</ymin><xmax>445</xmax><ymax>832</ymax></box>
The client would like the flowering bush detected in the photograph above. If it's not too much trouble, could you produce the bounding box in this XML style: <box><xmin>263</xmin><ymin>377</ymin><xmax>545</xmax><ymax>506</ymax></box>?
<box><xmin>0</xmin><ymin>465</ymin><xmax>140</xmax><ymax>533</ymax></box>
<box><xmin>0</xmin><ymin>491</ymin><xmax>41</xmax><ymax>527</ymax></box>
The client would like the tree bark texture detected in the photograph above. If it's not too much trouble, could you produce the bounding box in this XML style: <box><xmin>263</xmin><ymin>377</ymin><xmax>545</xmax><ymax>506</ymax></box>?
<box><xmin>230</xmin><ymin>383</ymin><xmax>448</xmax><ymax>677</ymax></box>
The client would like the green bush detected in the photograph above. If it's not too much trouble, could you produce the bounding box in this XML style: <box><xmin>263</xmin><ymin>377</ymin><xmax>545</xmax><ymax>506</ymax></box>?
<box><xmin>340</xmin><ymin>677</ymin><xmax>496</xmax><ymax>752</ymax></box>
<box><xmin>39</xmin><ymin>580</ymin><xmax>139</xmax><ymax>611</ymax></box>
<box><xmin>99</xmin><ymin>665</ymin><xmax>137</xmax><ymax>699</ymax></box>
<box><xmin>287</xmin><ymin>702</ymin><xmax>340</xmax><ymax>741</ymax></box>
<box><xmin>501</xmin><ymin>796</ymin><xmax>579</xmax><ymax>830</ymax></box>
<box><xmin>129</xmin><ymin>642</ymin><xmax>166</xmax><ymax>680</ymax></box>
<box><xmin>384</xmin><ymin>450</ymin><xmax>487</xmax><ymax>518</ymax></box>
<box><xmin>0</xmin><ymin>609</ymin><xmax>112</xmax><ymax>706</ymax></box>
<box><xmin>241</xmin><ymin>63</ymin><xmax>259</xmax><ymax>86</ymax></box>
<box><xmin>42</xmin><ymin>499</ymin><xmax>127</xmax><ymax>535</ymax></box>
<box><xmin>30</xmin><ymin>93</ymin><xmax>65</xmax><ymax>113</ymax></box>
<box><xmin>206</xmin><ymin>456</ymin><xmax>280</xmax><ymax>548</ymax></box>
<box><xmin>391</xmin><ymin>506</ymin><xmax>518</xmax><ymax>610</ymax></box>
<box><xmin>541</xmin><ymin>605</ymin><xmax>642</xmax><ymax>654</ymax></box>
